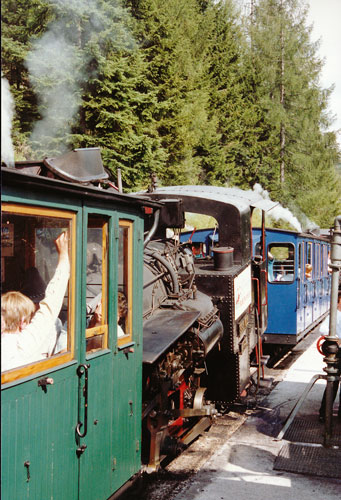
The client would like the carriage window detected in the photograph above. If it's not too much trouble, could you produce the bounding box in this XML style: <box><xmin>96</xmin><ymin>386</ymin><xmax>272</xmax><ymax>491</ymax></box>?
<box><xmin>298</xmin><ymin>243</ymin><xmax>303</xmax><ymax>278</ymax></box>
<box><xmin>320</xmin><ymin>245</ymin><xmax>323</xmax><ymax>277</ymax></box>
<box><xmin>316</xmin><ymin>244</ymin><xmax>320</xmax><ymax>279</ymax></box>
<box><xmin>85</xmin><ymin>216</ymin><xmax>108</xmax><ymax>353</ymax></box>
<box><xmin>324</xmin><ymin>246</ymin><xmax>330</xmax><ymax>276</ymax></box>
<box><xmin>1</xmin><ymin>203</ymin><xmax>75</xmax><ymax>384</ymax></box>
<box><xmin>267</xmin><ymin>243</ymin><xmax>295</xmax><ymax>283</ymax></box>
<box><xmin>305</xmin><ymin>242</ymin><xmax>313</xmax><ymax>280</ymax></box>
<box><xmin>118</xmin><ymin>220</ymin><xmax>133</xmax><ymax>345</ymax></box>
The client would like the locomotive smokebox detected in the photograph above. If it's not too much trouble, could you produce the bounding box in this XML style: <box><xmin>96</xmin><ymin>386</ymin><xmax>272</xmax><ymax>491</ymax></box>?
<box><xmin>212</xmin><ymin>246</ymin><xmax>234</xmax><ymax>270</ymax></box>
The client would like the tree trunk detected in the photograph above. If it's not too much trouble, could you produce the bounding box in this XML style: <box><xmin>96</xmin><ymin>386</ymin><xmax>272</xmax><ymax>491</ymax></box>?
<box><xmin>280</xmin><ymin>1</ymin><xmax>285</xmax><ymax>184</ymax></box>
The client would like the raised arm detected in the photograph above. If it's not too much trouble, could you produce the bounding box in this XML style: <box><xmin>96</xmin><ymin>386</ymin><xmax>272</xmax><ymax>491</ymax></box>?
<box><xmin>17</xmin><ymin>232</ymin><xmax>70</xmax><ymax>353</ymax></box>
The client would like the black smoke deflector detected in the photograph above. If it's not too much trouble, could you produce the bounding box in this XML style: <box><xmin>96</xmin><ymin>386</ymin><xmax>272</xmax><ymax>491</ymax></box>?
<box><xmin>44</xmin><ymin>147</ymin><xmax>109</xmax><ymax>183</ymax></box>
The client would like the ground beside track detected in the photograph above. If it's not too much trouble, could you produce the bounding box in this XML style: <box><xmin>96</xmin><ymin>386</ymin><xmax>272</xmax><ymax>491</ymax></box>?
<box><xmin>123</xmin><ymin>329</ymin><xmax>329</xmax><ymax>500</ymax></box>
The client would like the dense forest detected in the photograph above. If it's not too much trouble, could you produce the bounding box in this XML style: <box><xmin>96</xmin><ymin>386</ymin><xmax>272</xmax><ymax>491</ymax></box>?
<box><xmin>1</xmin><ymin>0</ymin><xmax>340</xmax><ymax>227</ymax></box>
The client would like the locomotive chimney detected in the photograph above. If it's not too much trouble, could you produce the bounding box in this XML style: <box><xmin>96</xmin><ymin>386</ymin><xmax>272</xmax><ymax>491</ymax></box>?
<box><xmin>212</xmin><ymin>246</ymin><xmax>234</xmax><ymax>270</ymax></box>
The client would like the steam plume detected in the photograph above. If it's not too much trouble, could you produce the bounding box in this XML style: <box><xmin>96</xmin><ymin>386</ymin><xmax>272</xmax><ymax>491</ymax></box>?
<box><xmin>1</xmin><ymin>75</ymin><xmax>15</xmax><ymax>167</ymax></box>
<box><xmin>25</xmin><ymin>0</ymin><xmax>135</xmax><ymax>155</ymax></box>
<box><xmin>252</xmin><ymin>184</ymin><xmax>303</xmax><ymax>232</ymax></box>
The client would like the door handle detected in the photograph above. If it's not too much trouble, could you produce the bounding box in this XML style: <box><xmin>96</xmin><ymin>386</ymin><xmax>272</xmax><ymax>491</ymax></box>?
<box><xmin>76</xmin><ymin>364</ymin><xmax>90</xmax><ymax>438</ymax></box>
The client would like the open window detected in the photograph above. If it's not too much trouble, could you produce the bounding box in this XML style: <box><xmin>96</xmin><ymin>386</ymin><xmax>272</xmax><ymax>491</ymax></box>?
<box><xmin>85</xmin><ymin>216</ymin><xmax>108</xmax><ymax>354</ymax></box>
<box><xmin>305</xmin><ymin>242</ymin><xmax>313</xmax><ymax>280</ymax></box>
<box><xmin>117</xmin><ymin>220</ymin><xmax>133</xmax><ymax>346</ymax></box>
<box><xmin>267</xmin><ymin>243</ymin><xmax>295</xmax><ymax>283</ymax></box>
<box><xmin>1</xmin><ymin>203</ymin><xmax>75</xmax><ymax>383</ymax></box>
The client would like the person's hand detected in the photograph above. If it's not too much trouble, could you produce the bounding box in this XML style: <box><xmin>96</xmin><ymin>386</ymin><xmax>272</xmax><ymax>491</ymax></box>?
<box><xmin>55</xmin><ymin>232</ymin><xmax>69</xmax><ymax>261</ymax></box>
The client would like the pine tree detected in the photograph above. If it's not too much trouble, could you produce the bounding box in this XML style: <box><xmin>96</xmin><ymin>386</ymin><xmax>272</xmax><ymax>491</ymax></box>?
<box><xmin>128</xmin><ymin>0</ymin><xmax>217</xmax><ymax>185</ymax></box>
<box><xmin>1</xmin><ymin>0</ymin><xmax>52</xmax><ymax>156</ymax></box>
<box><xmin>201</xmin><ymin>0</ymin><xmax>269</xmax><ymax>187</ymax></box>
<box><xmin>247</xmin><ymin>0</ymin><xmax>340</xmax><ymax>224</ymax></box>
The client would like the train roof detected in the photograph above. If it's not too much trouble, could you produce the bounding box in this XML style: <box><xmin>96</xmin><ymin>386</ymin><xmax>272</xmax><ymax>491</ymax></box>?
<box><xmin>1</xmin><ymin>165</ymin><xmax>162</xmax><ymax>209</ymax></box>
<box><xmin>142</xmin><ymin>185</ymin><xmax>278</xmax><ymax>213</ymax></box>
<box><xmin>253</xmin><ymin>226</ymin><xmax>330</xmax><ymax>241</ymax></box>
<box><xmin>138</xmin><ymin>185</ymin><xmax>278</xmax><ymax>266</ymax></box>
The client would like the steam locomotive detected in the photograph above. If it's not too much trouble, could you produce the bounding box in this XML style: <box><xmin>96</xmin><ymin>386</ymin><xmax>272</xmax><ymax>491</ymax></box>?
<box><xmin>1</xmin><ymin>149</ymin><xmax>224</xmax><ymax>499</ymax></box>
<box><xmin>1</xmin><ymin>148</ymin><xmax>329</xmax><ymax>500</ymax></box>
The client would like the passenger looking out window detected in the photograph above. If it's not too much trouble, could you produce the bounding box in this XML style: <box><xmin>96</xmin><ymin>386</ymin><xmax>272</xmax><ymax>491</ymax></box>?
<box><xmin>85</xmin><ymin>217</ymin><xmax>108</xmax><ymax>353</ymax></box>
<box><xmin>87</xmin><ymin>291</ymin><xmax>128</xmax><ymax>339</ymax></box>
<box><xmin>1</xmin><ymin>232</ymin><xmax>70</xmax><ymax>372</ymax></box>
<box><xmin>267</xmin><ymin>244</ymin><xmax>295</xmax><ymax>283</ymax></box>
<box><xmin>117</xmin><ymin>291</ymin><xmax>128</xmax><ymax>338</ymax></box>
<box><xmin>305</xmin><ymin>264</ymin><xmax>312</xmax><ymax>280</ymax></box>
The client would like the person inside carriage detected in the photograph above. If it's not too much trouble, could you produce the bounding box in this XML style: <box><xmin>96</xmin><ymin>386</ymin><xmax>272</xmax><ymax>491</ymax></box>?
<box><xmin>1</xmin><ymin>232</ymin><xmax>70</xmax><ymax>372</ymax></box>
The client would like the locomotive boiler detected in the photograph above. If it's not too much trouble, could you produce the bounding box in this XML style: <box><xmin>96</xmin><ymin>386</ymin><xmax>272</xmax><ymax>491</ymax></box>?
<box><xmin>141</xmin><ymin>213</ymin><xmax>223</xmax><ymax>470</ymax></box>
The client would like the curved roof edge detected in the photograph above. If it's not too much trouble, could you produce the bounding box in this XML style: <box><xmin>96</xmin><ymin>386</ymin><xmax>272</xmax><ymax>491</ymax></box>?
<box><xmin>141</xmin><ymin>185</ymin><xmax>278</xmax><ymax>212</ymax></box>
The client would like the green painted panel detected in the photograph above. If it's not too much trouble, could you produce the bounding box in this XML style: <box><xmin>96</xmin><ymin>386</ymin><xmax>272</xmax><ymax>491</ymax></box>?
<box><xmin>1</xmin><ymin>366</ymin><xmax>78</xmax><ymax>499</ymax></box>
<box><xmin>111</xmin><ymin>349</ymin><xmax>142</xmax><ymax>491</ymax></box>
<box><xmin>111</xmin><ymin>216</ymin><xmax>144</xmax><ymax>492</ymax></box>
<box><xmin>78</xmin><ymin>355</ymin><xmax>114</xmax><ymax>500</ymax></box>
<box><xmin>2</xmin><ymin>182</ymin><xmax>146</xmax><ymax>500</ymax></box>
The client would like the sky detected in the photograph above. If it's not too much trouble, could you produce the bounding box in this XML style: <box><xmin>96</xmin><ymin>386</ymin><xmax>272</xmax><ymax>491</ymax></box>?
<box><xmin>306</xmin><ymin>0</ymin><xmax>341</xmax><ymax>146</ymax></box>
<box><xmin>237</xmin><ymin>0</ymin><xmax>341</xmax><ymax>147</ymax></box>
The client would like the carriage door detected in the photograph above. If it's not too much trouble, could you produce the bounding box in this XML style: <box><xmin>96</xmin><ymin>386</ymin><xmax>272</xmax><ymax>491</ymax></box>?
<box><xmin>110</xmin><ymin>219</ymin><xmax>142</xmax><ymax>491</ymax></box>
<box><xmin>297</xmin><ymin>242</ymin><xmax>305</xmax><ymax>333</ymax></box>
<box><xmin>304</xmin><ymin>242</ymin><xmax>314</xmax><ymax>327</ymax></box>
<box><xmin>314</xmin><ymin>243</ymin><xmax>321</xmax><ymax>319</ymax></box>
<box><xmin>78</xmin><ymin>214</ymin><xmax>142</xmax><ymax>499</ymax></box>
<box><xmin>78</xmin><ymin>213</ymin><xmax>114</xmax><ymax>500</ymax></box>
<box><xmin>1</xmin><ymin>204</ymin><xmax>79</xmax><ymax>500</ymax></box>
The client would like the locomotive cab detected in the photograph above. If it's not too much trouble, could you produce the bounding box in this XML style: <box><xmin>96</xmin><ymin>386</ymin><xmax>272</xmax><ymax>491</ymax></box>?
<box><xmin>144</xmin><ymin>186</ymin><xmax>277</xmax><ymax>405</ymax></box>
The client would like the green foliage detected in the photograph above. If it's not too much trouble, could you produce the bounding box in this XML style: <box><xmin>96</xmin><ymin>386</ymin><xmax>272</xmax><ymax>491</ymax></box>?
<box><xmin>1</xmin><ymin>0</ymin><xmax>52</xmax><ymax>139</ymax></box>
<box><xmin>1</xmin><ymin>0</ymin><xmax>340</xmax><ymax>225</ymax></box>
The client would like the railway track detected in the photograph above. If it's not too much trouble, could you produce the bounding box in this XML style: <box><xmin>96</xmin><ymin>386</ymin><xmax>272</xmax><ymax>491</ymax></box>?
<box><xmin>121</xmin><ymin>330</ymin><xmax>320</xmax><ymax>500</ymax></box>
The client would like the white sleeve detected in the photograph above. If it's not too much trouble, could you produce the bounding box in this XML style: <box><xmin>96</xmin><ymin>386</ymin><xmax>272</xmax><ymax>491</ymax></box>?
<box><xmin>16</xmin><ymin>259</ymin><xmax>70</xmax><ymax>356</ymax></box>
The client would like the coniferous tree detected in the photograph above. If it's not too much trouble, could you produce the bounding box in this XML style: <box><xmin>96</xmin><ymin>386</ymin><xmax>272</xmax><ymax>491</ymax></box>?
<box><xmin>200</xmin><ymin>0</ymin><xmax>269</xmax><ymax>187</ymax></box>
<box><xmin>1</xmin><ymin>0</ymin><xmax>52</xmax><ymax>155</ymax></box>
<box><xmin>128</xmin><ymin>0</ymin><xmax>217</xmax><ymax>185</ymax></box>
<box><xmin>247</xmin><ymin>0</ymin><xmax>340</xmax><ymax>224</ymax></box>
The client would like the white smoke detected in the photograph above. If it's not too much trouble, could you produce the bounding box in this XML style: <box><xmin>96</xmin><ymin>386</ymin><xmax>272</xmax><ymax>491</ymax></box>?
<box><xmin>25</xmin><ymin>0</ymin><xmax>135</xmax><ymax>154</ymax></box>
<box><xmin>1</xmin><ymin>75</ymin><xmax>15</xmax><ymax>167</ymax></box>
<box><xmin>252</xmin><ymin>183</ymin><xmax>303</xmax><ymax>232</ymax></box>
<box><xmin>26</xmin><ymin>33</ymin><xmax>83</xmax><ymax>152</ymax></box>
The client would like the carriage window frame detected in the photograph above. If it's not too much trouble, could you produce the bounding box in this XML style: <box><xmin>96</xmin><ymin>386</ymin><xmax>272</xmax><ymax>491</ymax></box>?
<box><xmin>305</xmin><ymin>242</ymin><xmax>313</xmax><ymax>280</ymax></box>
<box><xmin>323</xmin><ymin>245</ymin><xmax>329</xmax><ymax>276</ymax></box>
<box><xmin>298</xmin><ymin>243</ymin><xmax>303</xmax><ymax>277</ymax></box>
<box><xmin>85</xmin><ymin>216</ymin><xmax>109</xmax><ymax>354</ymax></box>
<box><xmin>315</xmin><ymin>243</ymin><xmax>320</xmax><ymax>279</ymax></box>
<box><xmin>267</xmin><ymin>242</ymin><xmax>295</xmax><ymax>284</ymax></box>
<box><xmin>1</xmin><ymin>203</ymin><xmax>76</xmax><ymax>385</ymax></box>
<box><xmin>117</xmin><ymin>219</ymin><xmax>133</xmax><ymax>347</ymax></box>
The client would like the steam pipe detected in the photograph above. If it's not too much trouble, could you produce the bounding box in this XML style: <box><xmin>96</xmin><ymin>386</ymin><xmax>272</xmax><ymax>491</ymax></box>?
<box><xmin>324</xmin><ymin>215</ymin><xmax>341</xmax><ymax>446</ymax></box>
<box><xmin>144</xmin><ymin>209</ymin><xmax>160</xmax><ymax>249</ymax></box>
<box><xmin>144</xmin><ymin>249</ymin><xmax>180</xmax><ymax>295</ymax></box>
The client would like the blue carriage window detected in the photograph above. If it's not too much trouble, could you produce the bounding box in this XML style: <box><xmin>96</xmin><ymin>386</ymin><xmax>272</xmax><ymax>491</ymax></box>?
<box><xmin>305</xmin><ymin>242</ymin><xmax>313</xmax><ymax>280</ymax></box>
<box><xmin>268</xmin><ymin>243</ymin><xmax>295</xmax><ymax>283</ymax></box>
<box><xmin>1</xmin><ymin>203</ymin><xmax>75</xmax><ymax>384</ymax></box>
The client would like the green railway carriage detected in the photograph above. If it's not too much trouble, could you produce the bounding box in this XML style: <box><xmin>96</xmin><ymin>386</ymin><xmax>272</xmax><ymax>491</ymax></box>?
<box><xmin>1</xmin><ymin>164</ymin><xmax>159</xmax><ymax>500</ymax></box>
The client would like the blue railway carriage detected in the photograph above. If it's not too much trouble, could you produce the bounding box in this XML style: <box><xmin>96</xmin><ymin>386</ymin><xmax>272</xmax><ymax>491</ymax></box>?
<box><xmin>1</xmin><ymin>151</ymin><xmax>161</xmax><ymax>500</ymax></box>
<box><xmin>252</xmin><ymin>227</ymin><xmax>331</xmax><ymax>345</ymax></box>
